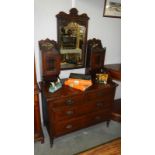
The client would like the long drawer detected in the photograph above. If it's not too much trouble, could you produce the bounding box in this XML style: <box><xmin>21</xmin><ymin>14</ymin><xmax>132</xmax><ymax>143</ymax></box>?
<box><xmin>51</xmin><ymin>99</ymin><xmax>112</xmax><ymax>122</ymax></box>
<box><xmin>53</xmin><ymin>109</ymin><xmax>111</xmax><ymax>137</ymax></box>
<box><xmin>48</xmin><ymin>94</ymin><xmax>84</xmax><ymax>107</ymax></box>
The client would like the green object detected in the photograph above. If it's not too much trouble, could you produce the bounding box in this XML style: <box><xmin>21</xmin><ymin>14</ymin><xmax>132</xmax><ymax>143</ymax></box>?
<box><xmin>49</xmin><ymin>82</ymin><xmax>62</xmax><ymax>93</ymax></box>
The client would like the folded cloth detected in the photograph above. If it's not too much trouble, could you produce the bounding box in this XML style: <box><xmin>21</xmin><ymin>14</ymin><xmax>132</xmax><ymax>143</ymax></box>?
<box><xmin>64</xmin><ymin>78</ymin><xmax>92</xmax><ymax>91</ymax></box>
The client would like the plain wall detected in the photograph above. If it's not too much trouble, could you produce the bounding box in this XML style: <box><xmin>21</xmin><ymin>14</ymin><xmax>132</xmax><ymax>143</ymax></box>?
<box><xmin>34</xmin><ymin>0</ymin><xmax>121</xmax><ymax>122</ymax></box>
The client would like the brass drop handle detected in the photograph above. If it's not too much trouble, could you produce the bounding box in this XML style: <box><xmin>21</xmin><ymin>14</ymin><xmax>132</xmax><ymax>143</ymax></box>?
<box><xmin>66</xmin><ymin>110</ymin><xmax>74</xmax><ymax>115</ymax></box>
<box><xmin>66</xmin><ymin>99</ymin><xmax>74</xmax><ymax>105</ymax></box>
<box><xmin>66</xmin><ymin>124</ymin><xmax>72</xmax><ymax>129</ymax></box>
<box><xmin>95</xmin><ymin>116</ymin><xmax>101</xmax><ymax>120</ymax></box>
<box><xmin>96</xmin><ymin>102</ymin><xmax>103</xmax><ymax>107</ymax></box>
<box><xmin>97</xmin><ymin>92</ymin><xmax>103</xmax><ymax>97</ymax></box>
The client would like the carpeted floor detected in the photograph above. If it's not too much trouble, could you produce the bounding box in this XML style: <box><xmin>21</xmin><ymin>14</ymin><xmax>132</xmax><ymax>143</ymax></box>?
<box><xmin>34</xmin><ymin>121</ymin><xmax>121</xmax><ymax>155</ymax></box>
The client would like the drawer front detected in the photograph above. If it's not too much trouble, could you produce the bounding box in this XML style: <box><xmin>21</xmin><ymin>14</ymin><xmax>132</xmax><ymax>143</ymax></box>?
<box><xmin>53</xmin><ymin>109</ymin><xmax>111</xmax><ymax>137</ymax></box>
<box><xmin>52</xmin><ymin>103</ymin><xmax>94</xmax><ymax>122</ymax></box>
<box><xmin>91</xmin><ymin>110</ymin><xmax>110</xmax><ymax>123</ymax></box>
<box><xmin>52</xmin><ymin>106</ymin><xmax>77</xmax><ymax>121</ymax></box>
<box><xmin>85</xmin><ymin>110</ymin><xmax>110</xmax><ymax>126</ymax></box>
<box><xmin>49</xmin><ymin>94</ymin><xmax>84</xmax><ymax>107</ymax></box>
<box><xmin>85</xmin><ymin>88</ymin><xmax>113</xmax><ymax>102</ymax></box>
<box><xmin>92</xmin><ymin>100</ymin><xmax>112</xmax><ymax>111</ymax></box>
<box><xmin>54</xmin><ymin>117</ymin><xmax>85</xmax><ymax>137</ymax></box>
<box><xmin>52</xmin><ymin>99</ymin><xmax>112</xmax><ymax>122</ymax></box>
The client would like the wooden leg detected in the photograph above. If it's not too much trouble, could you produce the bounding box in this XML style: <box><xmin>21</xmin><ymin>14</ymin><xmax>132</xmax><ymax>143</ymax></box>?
<box><xmin>50</xmin><ymin>138</ymin><xmax>54</xmax><ymax>147</ymax></box>
<box><xmin>41</xmin><ymin>138</ymin><xmax>44</xmax><ymax>144</ymax></box>
<box><xmin>106</xmin><ymin>120</ymin><xmax>110</xmax><ymax>127</ymax></box>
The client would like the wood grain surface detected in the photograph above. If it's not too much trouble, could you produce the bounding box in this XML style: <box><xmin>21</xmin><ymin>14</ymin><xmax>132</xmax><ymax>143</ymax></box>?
<box><xmin>77</xmin><ymin>138</ymin><xmax>121</xmax><ymax>155</ymax></box>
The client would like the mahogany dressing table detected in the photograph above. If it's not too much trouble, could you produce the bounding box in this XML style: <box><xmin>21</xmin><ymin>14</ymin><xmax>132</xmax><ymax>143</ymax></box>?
<box><xmin>40</xmin><ymin>81</ymin><xmax>117</xmax><ymax>146</ymax></box>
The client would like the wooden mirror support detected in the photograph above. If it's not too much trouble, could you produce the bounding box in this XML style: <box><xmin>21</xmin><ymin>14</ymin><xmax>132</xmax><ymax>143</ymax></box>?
<box><xmin>56</xmin><ymin>8</ymin><xmax>89</xmax><ymax>70</ymax></box>
<box><xmin>85</xmin><ymin>38</ymin><xmax>106</xmax><ymax>83</ymax></box>
<box><xmin>39</xmin><ymin>38</ymin><xmax>61</xmax><ymax>82</ymax></box>
<box><xmin>86</xmin><ymin>38</ymin><xmax>106</xmax><ymax>74</ymax></box>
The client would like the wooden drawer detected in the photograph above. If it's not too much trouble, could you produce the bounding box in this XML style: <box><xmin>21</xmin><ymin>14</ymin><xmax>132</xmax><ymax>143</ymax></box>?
<box><xmin>52</xmin><ymin>99</ymin><xmax>111</xmax><ymax>122</ymax></box>
<box><xmin>49</xmin><ymin>94</ymin><xmax>84</xmax><ymax>107</ymax></box>
<box><xmin>52</xmin><ymin>106</ymin><xmax>77</xmax><ymax>121</ymax></box>
<box><xmin>52</xmin><ymin>103</ymin><xmax>93</xmax><ymax>122</ymax></box>
<box><xmin>91</xmin><ymin>110</ymin><xmax>110</xmax><ymax>123</ymax></box>
<box><xmin>85</xmin><ymin>88</ymin><xmax>113</xmax><ymax>102</ymax></box>
<box><xmin>54</xmin><ymin>117</ymin><xmax>85</xmax><ymax>137</ymax></box>
<box><xmin>53</xmin><ymin>109</ymin><xmax>111</xmax><ymax>137</ymax></box>
<box><xmin>85</xmin><ymin>110</ymin><xmax>110</xmax><ymax>126</ymax></box>
<box><xmin>91</xmin><ymin>100</ymin><xmax>112</xmax><ymax>111</ymax></box>
<box><xmin>51</xmin><ymin>104</ymin><xmax>92</xmax><ymax>122</ymax></box>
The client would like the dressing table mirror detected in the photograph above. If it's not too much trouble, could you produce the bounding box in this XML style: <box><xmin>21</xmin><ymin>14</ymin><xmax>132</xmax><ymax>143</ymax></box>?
<box><xmin>56</xmin><ymin>8</ymin><xmax>89</xmax><ymax>69</ymax></box>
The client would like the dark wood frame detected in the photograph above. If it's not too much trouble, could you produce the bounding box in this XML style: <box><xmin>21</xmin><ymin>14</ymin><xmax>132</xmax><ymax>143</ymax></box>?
<box><xmin>56</xmin><ymin>8</ymin><xmax>89</xmax><ymax>70</ymax></box>
<box><xmin>39</xmin><ymin>38</ymin><xmax>61</xmax><ymax>82</ymax></box>
<box><xmin>85</xmin><ymin>38</ymin><xmax>106</xmax><ymax>83</ymax></box>
<box><xmin>103</xmin><ymin>0</ymin><xmax>121</xmax><ymax>18</ymax></box>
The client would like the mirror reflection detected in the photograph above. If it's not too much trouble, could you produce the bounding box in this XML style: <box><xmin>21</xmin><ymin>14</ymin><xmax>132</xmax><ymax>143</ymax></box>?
<box><xmin>60</xmin><ymin>22</ymin><xmax>85</xmax><ymax>69</ymax></box>
<box><xmin>56</xmin><ymin>8</ymin><xmax>89</xmax><ymax>70</ymax></box>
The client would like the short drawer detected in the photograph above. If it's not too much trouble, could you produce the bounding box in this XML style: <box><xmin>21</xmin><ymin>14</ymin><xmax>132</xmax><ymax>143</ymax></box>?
<box><xmin>52</xmin><ymin>103</ymin><xmax>94</xmax><ymax>122</ymax></box>
<box><xmin>48</xmin><ymin>94</ymin><xmax>84</xmax><ymax>107</ymax></box>
<box><xmin>54</xmin><ymin>117</ymin><xmax>85</xmax><ymax>137</ymax></box>
<box><xmin>92</xmin><ymin>100</ymin><xmax>112</xmax><ymax>111</ymax></box>
<box><xmin>52</xmin><ymin>106</ymin><xmax>77</xmax><ymax>121</ymax></box>
<box><xmin>91</xmin><ymin>110</ymin><xmax>110</xmax><ymax>123</ymax></box>
<box><xmin>85</xmin><ymin>89</ymin><xmax>113</xmax><ymax>102</ymax></box>
<box><xmin>85</xmin><ymin>110</ymin><xmax>110</xmax><ymax>126</ymax></box>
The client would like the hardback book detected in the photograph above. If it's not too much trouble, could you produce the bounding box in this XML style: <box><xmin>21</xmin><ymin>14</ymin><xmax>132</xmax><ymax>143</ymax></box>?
<box><xmin>69</xmin><ymin>73</ymin><xmax>91</xmax><ymax>80</ymax></box>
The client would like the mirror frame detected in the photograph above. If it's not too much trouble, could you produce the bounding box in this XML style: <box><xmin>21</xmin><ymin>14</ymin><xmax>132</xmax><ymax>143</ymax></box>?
<box><xmin>56</xmin><ymin>8</ymin><xmax>89</xmax><ymax>70</ymax></box>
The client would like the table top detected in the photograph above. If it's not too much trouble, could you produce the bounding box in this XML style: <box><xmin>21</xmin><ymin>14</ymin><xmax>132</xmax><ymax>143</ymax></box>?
<box><xmin>40</xmin><ymin>81</ymin><xmax>117</xmax><ymax>101</ymax></box>
<box><xmin>104</xmin><ymin>63</ymin><xmax>121</xmax><ymax>81</ymax></box>
<box><xmin>105</xmin><ymin>63</ymin><xmax>121</xmax><ymax>71</ymax></box>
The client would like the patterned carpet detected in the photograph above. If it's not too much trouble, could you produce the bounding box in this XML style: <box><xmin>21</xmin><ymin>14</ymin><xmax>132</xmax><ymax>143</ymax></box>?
<box><xmin>34</xmin><ymin>121</ymin><xmax>121</xmax><ymax>155</ymax></box>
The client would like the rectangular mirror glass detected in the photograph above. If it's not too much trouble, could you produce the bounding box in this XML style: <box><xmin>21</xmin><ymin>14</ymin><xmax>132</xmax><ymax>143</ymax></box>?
<box><xmin>56</xmin><ymin>8</ymin><xmax>89</xmax><ymax>70</ymax></box>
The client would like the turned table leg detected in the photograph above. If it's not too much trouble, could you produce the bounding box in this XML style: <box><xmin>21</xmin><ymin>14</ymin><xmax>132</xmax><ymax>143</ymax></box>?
<box><xmin>50</xmin><ymin>138</ymin><xmax>54</xmax><ymax>147</ymax></box>
<box><xmin>106</xmin><ymin>120</ymin><xmax>110</xmax><ymax>127</ymax></box>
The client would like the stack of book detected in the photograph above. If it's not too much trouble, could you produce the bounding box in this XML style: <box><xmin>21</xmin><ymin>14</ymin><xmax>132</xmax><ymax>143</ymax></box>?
<box><xmin>64</xmin><ymin>73</ymin><xmax>92</xmax><ymax>91</ymax></box>
<box><xmin>64</xmin><ymin>78</ymin><xmax>92</xmax><ymax>91</ymax></box>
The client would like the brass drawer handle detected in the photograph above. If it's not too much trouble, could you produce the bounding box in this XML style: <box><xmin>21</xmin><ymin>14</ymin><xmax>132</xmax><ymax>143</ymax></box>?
<box><xmin>95</xmin><ymin>116</ymin><xmax>101</xmax><ymax>120</ymax></box>
<box><xmin>97</xmin><ymin>92</ymin><xmax>103</xmax><ymax>97</ymax></box>
<box><xmin>96</xmin><ymin>102</ymin><xmax>103</xmax><ymax>107</ymax></box>
<box><xmin>66</xmin><ymin>124</ymin><xmax>72</xmax><ymax>129</ymax></box>
<box><xmin>66</xmin><ymin>110</ymin><xmax>74</xmax><ymax>115</ymax></box>
<box><xmin>66</xmin><ymin>99</ymin><xmax>74</xmax><ymax>105</ymax></box>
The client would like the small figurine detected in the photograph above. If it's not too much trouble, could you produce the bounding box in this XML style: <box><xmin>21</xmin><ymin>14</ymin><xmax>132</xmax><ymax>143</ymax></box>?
<box><xmin>49</xmin><ymin>78</ymin><xmax>62</xmax><ymax>93</ymax></box>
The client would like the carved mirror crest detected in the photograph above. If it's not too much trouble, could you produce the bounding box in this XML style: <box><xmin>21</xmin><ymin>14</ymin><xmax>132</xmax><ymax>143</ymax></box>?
<box><xmin>56</xmin><ymin>8</ymin><xmax>89</xmax><ymax>70</ymax></box>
